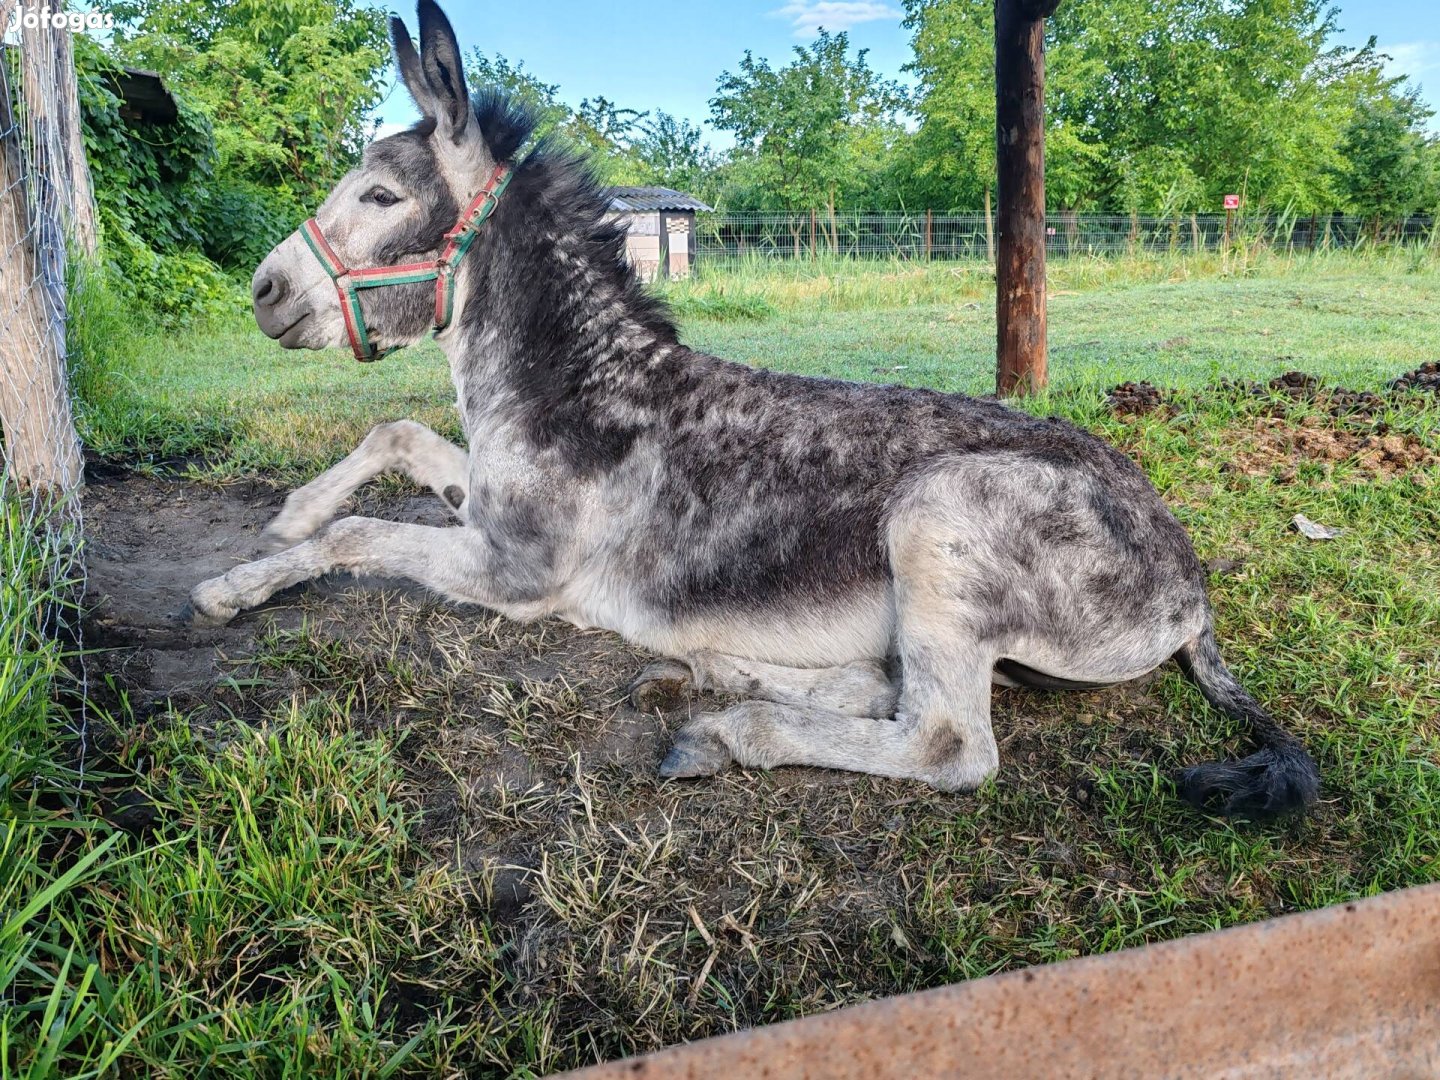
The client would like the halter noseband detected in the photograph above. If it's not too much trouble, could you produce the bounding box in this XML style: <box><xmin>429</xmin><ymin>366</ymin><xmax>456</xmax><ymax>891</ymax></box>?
<box><xmin>299</xmin><ymin>161</ymin><xmax>513</xmax><ymax>362</ymax></box>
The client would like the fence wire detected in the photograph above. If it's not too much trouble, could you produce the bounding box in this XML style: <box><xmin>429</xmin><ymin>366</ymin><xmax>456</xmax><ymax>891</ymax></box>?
<box><xmin>1</xmin><ymin>10</ymin><xmax>92</xmax><ymax>784</ymax></box>
<box><xmin>694</xmin><ymin>210</ymin><xmax>1438</xmax><ymax>263</ymax></box>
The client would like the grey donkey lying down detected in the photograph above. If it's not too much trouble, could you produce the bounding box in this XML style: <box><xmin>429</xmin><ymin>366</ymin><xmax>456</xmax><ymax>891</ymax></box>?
<box><xmin>189</xmin><ymin>0</ymin><xmax>1320</xmax><ymax>818</ymax></box>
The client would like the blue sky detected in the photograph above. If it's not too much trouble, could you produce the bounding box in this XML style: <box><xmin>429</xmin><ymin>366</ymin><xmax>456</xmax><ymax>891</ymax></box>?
<box><xmin>377</xmin><ymin>1</ymin><xmax>1439</xmax><ymax>140</ymax></box>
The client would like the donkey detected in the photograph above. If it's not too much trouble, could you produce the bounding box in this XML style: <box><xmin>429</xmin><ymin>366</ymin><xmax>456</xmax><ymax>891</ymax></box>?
<box><xmin>190</xmin><ymin>0</ymin><xmax>1319</xmax><ymax>817</ymax></box>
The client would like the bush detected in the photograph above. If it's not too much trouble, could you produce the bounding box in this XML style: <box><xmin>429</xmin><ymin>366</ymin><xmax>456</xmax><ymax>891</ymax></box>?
<box><xmin>76</xmin><ymin>38</ymin><xmax>214</xmax><ymax>255</ymax></box>
<box><xmin>101</xmin><ymin>215</ymin><xmax>241</xmax><ymax>326</ymax></box>
<box><xmin>197</xmin><ymin>181</ymin><xmax>305</xmax><ymax>272</ymax></box>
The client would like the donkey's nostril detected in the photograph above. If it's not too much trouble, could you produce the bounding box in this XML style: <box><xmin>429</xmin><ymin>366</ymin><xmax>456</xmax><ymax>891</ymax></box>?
<box><xmin>252</xmin><ymin>273</ymin><xmax>286</xmax><ymax>307</ymax></box>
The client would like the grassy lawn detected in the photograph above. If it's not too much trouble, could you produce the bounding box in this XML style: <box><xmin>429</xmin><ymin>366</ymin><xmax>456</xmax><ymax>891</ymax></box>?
<box><xmin>6</xmin><ymin>251</ymin><xmax>1440</xmax><ymax>1075</ymax></box>
<box><xmin>76</xmin><ymin>249</ymin><xmax>1440</xmax><ymax>480</ymax></box>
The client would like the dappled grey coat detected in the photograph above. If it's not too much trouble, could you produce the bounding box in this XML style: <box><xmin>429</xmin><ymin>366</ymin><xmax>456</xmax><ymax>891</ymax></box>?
<box><xmin>190</xmin><ymin>0</ymin><xmax>1320</xmax><ymax>818</ymax></box>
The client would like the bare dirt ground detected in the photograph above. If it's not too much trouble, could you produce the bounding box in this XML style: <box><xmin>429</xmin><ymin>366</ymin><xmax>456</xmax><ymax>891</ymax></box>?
<box><xmin>82</xmin><ymin>469</ymin><xmax>1197</xmax><ymax>1052</ymax></box>
<box><xmin>76</xmin><ymin>391</ymin><xmax>1434</xmax><ymax>1060</ymax></box>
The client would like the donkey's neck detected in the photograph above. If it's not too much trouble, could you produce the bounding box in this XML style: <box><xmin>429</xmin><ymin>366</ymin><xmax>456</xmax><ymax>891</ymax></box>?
<box><xmin>440</xmin><ymin>153</ymin><xmax>683</xmax><ymax>472</ymax></box>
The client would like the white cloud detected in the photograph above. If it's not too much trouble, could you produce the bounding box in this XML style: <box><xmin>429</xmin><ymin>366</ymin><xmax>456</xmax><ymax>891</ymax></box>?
<box><xmin>769</xmin><ymin>1</ymin><xmax>901</xmax><ymax>38</ymax></box>
<box><xmin>1379</xmin><ymin>40</ymin><xmax>1440</xmax><ymax>82</ymax></box>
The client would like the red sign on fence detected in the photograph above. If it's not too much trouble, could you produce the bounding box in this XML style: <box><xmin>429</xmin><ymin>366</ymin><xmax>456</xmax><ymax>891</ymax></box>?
<box><xmin>1224</xmin><ymin>194</ymin><xmax>1241</xmax><ymax>210</ymax></box>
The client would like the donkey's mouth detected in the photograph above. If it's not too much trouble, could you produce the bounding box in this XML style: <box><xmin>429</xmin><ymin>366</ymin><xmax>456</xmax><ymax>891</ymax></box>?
<box><xmin>275</xmin><ymin>312</ymin><xmax>313</xmax><ymax>348</ymax></box>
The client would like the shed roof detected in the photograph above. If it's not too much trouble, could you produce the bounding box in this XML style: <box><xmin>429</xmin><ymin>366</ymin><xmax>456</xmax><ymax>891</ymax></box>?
<box><xmin>608</xmin><ymin>187</ymin><xmax>713</xmax><ymax>213</ymax></box>
<box><xmin>106</xmin><ymin>67</ymin><xmax>178</xmax><ymax>125</ymax></box>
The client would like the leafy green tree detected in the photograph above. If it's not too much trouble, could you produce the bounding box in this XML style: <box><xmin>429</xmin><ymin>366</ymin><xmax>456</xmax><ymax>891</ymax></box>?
<box><xmin>98</xmin><ymin>0</ymin><xmax>390</xmax><ymax>199</ymax></box>
<box><xmin>631</xmin><ymin>112</ymin><xmax>721</xmax><ymax>199</ymax></box>
<box><xmin>464</xmin><ymin>53</ymin><xmax>657</xmax><ymax>184</ymax></box>
<box><xmin>467</xmin><ymin>49</ymin><xmax>571</xmax><ymax>141</ymax></box>
<box><xmin>1334</xmin><ymin>92</ymin><xmax>1437</xmax><ymax>234</ymax></box>
<box><xmin>901</xmin><ymin>0</ymin><xmax>1433</xmax><ymax>215</ymax></box>
<box><xmin>900</xmin><ymin>0</ymin><xmax>996</xmax><ymax>212</ymax></box>
<box><xmin>709</xmin><ymin>31</ymin><xmax>905</xmax><ymax>213</ymax></box>
<box><xmin>903</xmin><ymin>0</ymin><xmax>1105</xmax><ymax>213</ymax></box>
<box><xmin>563</xmin><ymin>97</ymin><xmax>650</xmax><ymax>182</ymax></box>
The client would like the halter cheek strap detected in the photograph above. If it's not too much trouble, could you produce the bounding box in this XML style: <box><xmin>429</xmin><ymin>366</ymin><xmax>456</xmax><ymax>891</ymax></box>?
<box><xmin>300</xmin><ymin>161</ymin><xmax>514</xmax><ymax>362</ymax></box>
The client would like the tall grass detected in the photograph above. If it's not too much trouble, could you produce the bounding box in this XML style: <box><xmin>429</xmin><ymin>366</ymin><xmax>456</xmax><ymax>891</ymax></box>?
<box><xmin>1</xmin><ymin>555</ymin><xmax>459</xmax><ymax>1072</ymax></box>
<box><xmin>0</xmin><ymin>482</ymin><xmax>129</xmax><ymax>1072</ymax></box>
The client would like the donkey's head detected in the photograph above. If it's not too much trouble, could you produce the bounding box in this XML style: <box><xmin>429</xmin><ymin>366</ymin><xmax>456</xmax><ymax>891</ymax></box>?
<box><xmin>251</xmin><ymin>0</ymin><xmax>527</xmax><ymax>358</ymax></box>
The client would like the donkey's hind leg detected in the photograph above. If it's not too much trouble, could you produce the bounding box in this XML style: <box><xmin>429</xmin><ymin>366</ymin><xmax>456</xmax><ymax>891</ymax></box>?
<box><xmin>659</xmin><ymin>641</ymin><xmax>997</xmax><ymax>791</ymax></box>
<box><xmin>632</xmin><ymin>651</ymin><xmax>896</xmax><ymax>717</ymax></box>
<box><xmin>661</xmin><ymin>466</ymin><xmax>1020</xmax><ymax>789</ymax></box>
<box><xmin>264</xmin><ymin>420</ymin><xmax>467</xmax><ymax>548</ymax></box>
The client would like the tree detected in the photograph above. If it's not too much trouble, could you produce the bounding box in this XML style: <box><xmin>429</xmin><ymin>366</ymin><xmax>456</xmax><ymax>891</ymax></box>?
<box><xmin>901</xmin><ymin>0</ymin><xmax>1434</xmax><ymax>215</ymax></box>
<box><xmin>98</xmin><ymin>0</ymin><xmax>390</xmax><ymax>200</ymax></box>
<box><xmin>467</xmin><ymin>49</ymin><xmax>571</xmax><ymax>142</ymax></box>
<box><xmin>630</xmin><ymin>112</ymin><xmax>721</xmax><ymax>199</ymax></box>
<box><xmin>1335</xmin><ymin>92</ymin><xmax>1437</xmax><ymax>235</ymax></box>
<box><xmin>903</xmin><ymin>0</ymin><xmax>1104</xmax><ymax>215</ymax></box>
<box><xmin>465</xmin><ymin>53</ymin><xmax>664</xmax><ymax>184</ymax></box>
<box><xmin>564</xmin><ymin>96</ymin><xmax>650</xmax><ymax>181</ymax></box>
<box><xmin>709</xmin><ymin>31</ymin><xmax>905</xmax><ymax>213</ymax></box>
<box><xmin>901</xmin><ymin>0</ymin><xmax>997</xmax><ymax>212</ymax></box>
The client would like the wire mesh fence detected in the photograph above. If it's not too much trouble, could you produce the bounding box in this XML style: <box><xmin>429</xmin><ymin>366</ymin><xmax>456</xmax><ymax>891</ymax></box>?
<box><xmin>694</xmin><ymin>210</ymin><xmax>1439</xmax><ymax>263</ymax></box>
<box><xmin>1</xmin><ymin>3</ymin><xmax>96</xmax><ymax>780</ymax></box>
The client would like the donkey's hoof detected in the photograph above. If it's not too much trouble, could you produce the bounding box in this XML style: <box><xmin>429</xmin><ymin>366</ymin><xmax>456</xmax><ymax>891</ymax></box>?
<box><xmin>658</xmin><ymin>730</ymin><xmax>731</xmax><ymax>779</ymax></box>
<box><xmin>182</xmin><ymin>601</ymin><xmax>234</xmax><ymax>629</ymax></box>
<box><xmin>259</xmin><ymin>519</ymin><xmax>314</xmax><ymax>553</ymax></box>
<box><xmin>187</xmin><ymin>580</ymin><xmax>239</xmax><ymax>627</ymax></box>
<box><xmin>629</xmin><ymin>659</ymin><xmax>693</xmax><ymax>711</ymax></box>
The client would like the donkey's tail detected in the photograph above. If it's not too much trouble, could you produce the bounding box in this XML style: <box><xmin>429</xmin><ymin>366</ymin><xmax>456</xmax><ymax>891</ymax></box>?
<box><xmin>1173</xmin><ymin>626</ymin><xmax>1320</xmax><ymax>818</ymax></box>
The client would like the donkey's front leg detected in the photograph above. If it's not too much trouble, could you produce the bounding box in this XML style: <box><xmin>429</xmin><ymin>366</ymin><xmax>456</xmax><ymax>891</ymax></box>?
<box><xmin>263</xmin><ymin>420</ymin><xmax>468</xmax><ymax>549</ymax></box>
<box><xmin>631</xmin><ymin>652</ymin><xmax>896</xmax><ymax>717</ymax></box>
<box><xmin>187</xmin><ymin>517</ymin><xmax>544</xmax><ymax>626</ymax></box>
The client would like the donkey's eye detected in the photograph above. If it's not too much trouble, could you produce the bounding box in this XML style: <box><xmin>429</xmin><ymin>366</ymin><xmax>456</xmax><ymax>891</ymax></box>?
<box><xmin>366</xmin><ymin>186</ymin><xmax>402</xmax><ymax>207</ymax></box>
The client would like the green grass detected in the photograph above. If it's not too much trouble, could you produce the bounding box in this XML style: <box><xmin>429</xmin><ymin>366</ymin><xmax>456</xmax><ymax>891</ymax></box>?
<box><xmin>73</xmin><ymin>248</ymin><xmax>1440</xmax><ymax>482</ymax></box>
<box><xmin>4</xmin><ymin>249</ymin><xmax>1439</xmax><ymax>1076</ymax></box>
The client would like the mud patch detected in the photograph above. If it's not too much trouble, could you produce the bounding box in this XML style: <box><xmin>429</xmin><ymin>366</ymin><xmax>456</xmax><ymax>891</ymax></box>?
<box><xmin>1222</xmin><ymin>416</ymin><xmax>1437</xmax><ymax>482</ymax></box>
<box><xmin>84</xmin><ymin>472</ymin><xmax>456</xmax><ymax>709</ymax></box>
<box><xmin>81</xmin><ymin>468</ymin><xmax>665</xmax><ymax>763</ymax></box>
<box><xmin>76</xmin><ymin>469</ymin><xmax>1342</xmax><ymax>1065</ymax></box>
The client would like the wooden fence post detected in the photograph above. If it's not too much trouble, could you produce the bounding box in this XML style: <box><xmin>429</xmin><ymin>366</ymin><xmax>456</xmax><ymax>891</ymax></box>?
<box><xmin>0</xmin><ymin>5</ymin><xmax>86</xmax><ymax>493</ymax></box>
<box><xmin>995</xmin><ymin>0</ymin><xmax>1061</xmax><ymax>398</ymax></box>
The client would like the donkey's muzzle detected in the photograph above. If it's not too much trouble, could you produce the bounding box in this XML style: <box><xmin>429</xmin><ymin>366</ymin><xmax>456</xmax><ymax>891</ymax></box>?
<box><xmin>252</xmin><ymin>271</ymin><xmax>295</xmax><ymax>339</ymax></box>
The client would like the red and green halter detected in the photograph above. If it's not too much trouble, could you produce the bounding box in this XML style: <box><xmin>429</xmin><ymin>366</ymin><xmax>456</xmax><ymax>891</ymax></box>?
<box><xmin>300</xmin><ymin>161</ymin><xmax>514</xmax><ymax>362</ymax></box>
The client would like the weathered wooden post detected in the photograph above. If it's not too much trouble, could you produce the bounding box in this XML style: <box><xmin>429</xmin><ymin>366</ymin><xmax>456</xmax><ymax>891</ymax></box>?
<box><xmin>994</xmin><ymin>0</ymin><xmax>1061</xmax><ymax>397</ymax></box>
<box><xmin>0</xmin><ymin>1</ymin><xmax>87</xmax><ymax>492</ymax></box>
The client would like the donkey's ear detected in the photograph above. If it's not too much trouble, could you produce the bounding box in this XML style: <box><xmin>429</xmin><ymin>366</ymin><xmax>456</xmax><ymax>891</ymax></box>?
<box><xmin>390</xmin><ymin>16</ymin><xmax>435</xmax><ymax>119</ymax></box>
<box><xmin>416</xmin><ymin>0</ymin><xmax>472</xmax><ymax>142</ymax></box>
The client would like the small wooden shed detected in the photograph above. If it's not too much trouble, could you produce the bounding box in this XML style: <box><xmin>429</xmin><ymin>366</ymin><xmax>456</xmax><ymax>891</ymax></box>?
<box><xmin>607</xmin><ymin>186</ymin><xmax>712</xmax><ymax>281</ymax></box>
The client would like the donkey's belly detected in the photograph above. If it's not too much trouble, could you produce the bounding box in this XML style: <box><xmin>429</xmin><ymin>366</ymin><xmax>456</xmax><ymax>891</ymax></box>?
<box><xmin>564</xmin><ymin>584</ymin><xmax>896</xmax><ymax>669</ymax></box>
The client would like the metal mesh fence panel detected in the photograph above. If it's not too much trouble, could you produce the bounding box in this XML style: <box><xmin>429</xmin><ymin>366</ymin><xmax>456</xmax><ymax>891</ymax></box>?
<box><xmin>1</xmin><ymin>4</ymin><xmax>94</xmax><ymax>780</ymax></box>
<box><xmin>694</xmin><ymin>211</ymin><xmax>1438</xmax><ymax>263</ymax></box>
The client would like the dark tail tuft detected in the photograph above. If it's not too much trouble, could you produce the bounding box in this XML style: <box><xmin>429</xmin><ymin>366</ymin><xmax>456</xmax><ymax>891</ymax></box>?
<box><xmin>1173</xmin><ymin>627</ymin><xmax>1319</xmax><ymax>819</ymax></box>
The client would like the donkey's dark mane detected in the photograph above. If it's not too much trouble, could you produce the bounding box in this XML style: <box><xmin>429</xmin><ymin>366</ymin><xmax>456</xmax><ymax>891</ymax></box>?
<box><xmin>454</xmin><ymin>91</ymin><xmax>683</xmax><ymax>473</ymax></box>
<box><xmin>470</xmin><ymin>91</ymin><xmax>678</xmax><ymax>342</ymax></box>
<box><xmin>472</xmin><ymin>90</ymin><xmax>535</xmax><ymax>163</ymax></box>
